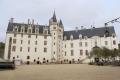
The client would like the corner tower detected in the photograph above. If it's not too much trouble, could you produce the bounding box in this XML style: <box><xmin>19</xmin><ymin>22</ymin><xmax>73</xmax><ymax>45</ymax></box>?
<box><xmin>49</xmin><ymin>11</ymin><xmax>64</xmax><ymax>63</ymax></box>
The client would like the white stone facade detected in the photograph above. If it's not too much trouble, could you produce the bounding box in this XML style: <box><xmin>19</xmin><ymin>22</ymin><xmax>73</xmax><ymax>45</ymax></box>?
<box><xmin>4</xmin><ymin>14</ymin><xmax>119</xmax><ymax>64</ymax></box>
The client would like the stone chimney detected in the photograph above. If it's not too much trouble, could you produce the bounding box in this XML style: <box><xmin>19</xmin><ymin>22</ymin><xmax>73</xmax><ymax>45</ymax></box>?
<box><xmin>81</xmin><ymin>26</ymin><xmax>84</xmax><ymax>30</ymax></box>
<box><xmin>9</xmin><ymin>18</ymin><xmax>14</xmax><ymax>23</ymax></box>
<box><xmin>32</xmin><ymin>19</ymin><xmax>34</xmax><ymax>25</ymax></box>
<box><xmin>75</xmin><ymin>27</ymin><xmax>79</xmax><ymax>32</ymax></box>
<box><xmin>28</xmin><ymin>19</ymin><xmax>30</xmax><ymax>24</ymax></box>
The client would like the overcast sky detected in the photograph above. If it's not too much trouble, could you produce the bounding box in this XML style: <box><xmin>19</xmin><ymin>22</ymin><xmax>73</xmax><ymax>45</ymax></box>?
<box><xmin>0</xmin><ymin>0</ymin><xmax>120</xmax><ymax>42</ymax></box>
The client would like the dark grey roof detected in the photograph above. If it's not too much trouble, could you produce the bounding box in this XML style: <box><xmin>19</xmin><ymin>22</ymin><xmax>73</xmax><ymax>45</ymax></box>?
<box><xmin>63</xmin><ymin>26</ymin><xmax>115</xmax><ymax>40</ymax></box>
<box><xmin>7</xmin><ymin>22</ymin><xmax>50</xmax><ymax>34</ymax></box>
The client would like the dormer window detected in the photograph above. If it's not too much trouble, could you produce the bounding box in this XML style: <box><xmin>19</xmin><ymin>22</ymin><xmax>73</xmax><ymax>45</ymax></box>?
<box><xmin>79</xmin><ymin>34</ymin><xmax>82</xmax><ymax>40</ymax></box>
<box><xmin>44</xmin><ymin>30</ymin><xmax>48</xmax><ymax>34</ymax></box>
<box><xmin>36</xmin><ymin>29</ymin><xmax>38</xmax><ymax>33</ymax></box>
<box><xmin>14</xmin><ymin>27</ymin><xmax>18</xmax><ymax>32</ymax></box>
<box><xmin>28</xmin><ymin>29</ymin><xmax>31</xmax><ymax>33</ymax></box>
<box><xmin>70</xmin><ymin>35</ymin><xmax>73</xmax><ymax>40</ymax></box>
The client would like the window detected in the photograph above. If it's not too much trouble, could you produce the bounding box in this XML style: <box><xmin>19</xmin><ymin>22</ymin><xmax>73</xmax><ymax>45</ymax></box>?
<box><xmin>36</xmin><ymin>35</ymin><xmax>38</xmax><ymax>38</ymax></box>
<box><xmin>21</xmin><ymin>29</ymin><xmax>24</xmax><ymax>32</ymax></box>
<box><xmin>44</xmin><ymin>41</ymin><xmax>47</xmax><ymax>45</ymax></box>
<box><xmin>29</xmin><ymin>29</ymin><xmax>31</xmax><ymax>33</ymax></box>
<box><xmin>14</xmin><ymin>34</ymin><xmax>16</xmax><ymax>37</ymax></box>
<box><xmin>35</xmin><ymin>48</ymin><xmax>37</xmax><ymax>52</ymax></box>
<box><xmin>79</xmin><ymin>42</ymin><xmax>82</xmax><ymax>47</ymax></box>
<box><xmin>95</xmin><ymin>41</ymin><xmax>97</xmax><ymax>46</ymax></box>
<box><xmin>12</xmin><ymin>46</ymin><xmax>16</xmax><ymax>52</ymax></box>
<box><xmin>54</xmin><ymin>37</ymin><xmax>55</xmax><ymax>39</ymax></box>
<box><xmin>13</xmin><ymin>39</ymin><xmax>16</xmax><ymax>44</ymax></box>
<box><xmin>85</xmin><ymin>50</ymin><xmax>88</xmax><ymax>56</ymax></box>
<box><xmin>80</xmin><ymin>50</ymin><xmax>83</xmax><ymax>55</ymax></box>
<box><xmin>113</xmin><ymin>40</ymin><xmax>116</xmax><ymax>45</ymax></box>
<box><xmin>105</xmin><ymin>41</ymin><xmax>108</xmax><ymax>45</ymax></box>
<box><xmin>35</xmin><ymin>41</ymin><xmax>37</xmax><ymax>45</ymax></box>
<box><xmin>54</xmin><ymin>33</ymin><xmax>55</xmax><ymax>35</ymax></box>
<box><xmin>54</xmin><ymin>51</ymin><xmax>55</xmax><ymax>54</ymax></box>
<box><xmin>71</xmin><ymin>50</ymin><xmax>74</xmax><ymax>56</ymax></box>
<box><xmin>85</xmin><ymin>42</ymin><xmax>88</xmax><ymax>47</ymax></box>
<box><xmin>54</xmin><ymin>43</ymin><xmax>55</xmax><ymax>45</ymax></box>
<box><xmin>53</xmin><ymin>27</ymin><xmax>56</xmax><ymax>29</ymax></box>
<box><xmin>71</xmin><ymin>43</ymin><xmax>73</xmax><ymax>48</ymax></box>
<box><xmin>27</xmin><ymin>56</ymin><xmax>30</xmax><ymax>59</ymax></box>
<box><xmin>21</xmin><ymin>34</ymin><xmax>23</xmax><ymax>38</ymax></box>
<box><xmin>65</xmin><ymin>52</ymin><xmax>67</xmax><ymax>56</ymax></box>
<box><xmin>28</xmin><ymin>47</ymin><xmax>30</xmax><ymax>52</ymax></box>
<box><xmin>21</xmin><ymin>40</ymin><xmax>23</xmax><ymax>44</ymax></box>
<box><xmin>65</xmin><ymin>44</ymin><xmax>66</xmax><ymax>48</ymax></box>
<box><xmin>44</xmin><ymin>30</ymin><xmax>47</xmax><ymax>34</ymax></box>
<box><xmin>44</xmin><ymin>48</ymin><xmax>47</xmax><ymax>52</ymax></box>
<box><xmin>20</xmin><ymin>47</ymin><xmax>22</xmax><ymax>52</ymax></box>
<box><xmin>28</xmin><ymin>40</ymin><xmax>30</xmax><ymax>44</ymax></box>
<box><xmin>44</xmin><ymin>35</ymin><xmax>47</xmax><ymax>39</ymax></box>
<box><xmin>28</xmin><ymin>35</ymin><xmax>31</xmax><ymax>38</ymax></box>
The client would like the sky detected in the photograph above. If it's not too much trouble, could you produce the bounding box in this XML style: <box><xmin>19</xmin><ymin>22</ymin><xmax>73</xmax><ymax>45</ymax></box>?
<box><xmin>0</xmin><ymin>0</ymin><xmax>120</xmax><ymax>42</ymax></box>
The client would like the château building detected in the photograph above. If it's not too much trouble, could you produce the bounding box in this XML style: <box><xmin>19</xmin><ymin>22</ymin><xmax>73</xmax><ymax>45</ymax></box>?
<box><xmin>4</xmin><ymin>12</ymin><xmax>119</xmax><ymax>64</ymax></box>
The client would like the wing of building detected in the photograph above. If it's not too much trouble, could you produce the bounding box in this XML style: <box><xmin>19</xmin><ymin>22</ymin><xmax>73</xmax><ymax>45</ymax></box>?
<box><xmin>4</xmin><ymin>13</ymin><xmax>119</xmax><ymax>64</ymax></box>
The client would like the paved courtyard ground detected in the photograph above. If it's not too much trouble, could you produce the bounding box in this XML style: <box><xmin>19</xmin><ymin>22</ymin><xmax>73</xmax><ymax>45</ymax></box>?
<box><xmin>0</xmin><ymin>64</ymin><xmax>120</xmax><ymax>80</ymax></box>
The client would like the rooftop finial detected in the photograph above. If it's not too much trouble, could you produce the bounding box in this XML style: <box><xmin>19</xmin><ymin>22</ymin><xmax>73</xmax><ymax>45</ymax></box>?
<box><xmin>52</xmin><ymin>10</ymin><xmax>57</xmax><ymax>22</ymax></box>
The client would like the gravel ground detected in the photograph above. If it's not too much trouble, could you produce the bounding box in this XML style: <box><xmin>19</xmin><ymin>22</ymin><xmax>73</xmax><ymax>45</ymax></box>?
<box><xmin>0</xmin><ymin>64</ymin><xmax>120</xmax><ymax>80</ymax></box>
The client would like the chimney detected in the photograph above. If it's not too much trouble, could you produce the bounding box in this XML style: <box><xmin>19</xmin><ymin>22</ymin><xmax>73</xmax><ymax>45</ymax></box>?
<box><xmin>81</xmin><ymin>26</ymin><xmax>84</xmax><ymax>30</ymax></box>
<box><xmin>32</xmin><ymin>19</ymin><xmax>34</xmax><ymax>25</ymax></box>
<box><xmin>75</xmin><ymin>27</ymin><xmax>79</xmax><ymax>32</ymax></box>
<box><xmin>28</xmin><ymin>19</ymin><xmax>30</xmax><ymax>24</ymax></box>
<box><xmin>9</xmin><ymin>18</ymin><xmax>14</xmax><ymax>23</ymax></box>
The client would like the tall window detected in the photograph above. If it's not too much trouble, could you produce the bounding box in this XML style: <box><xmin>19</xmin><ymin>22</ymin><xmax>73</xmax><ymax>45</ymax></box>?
<box><xmin>105</xmin><ymin>41</ymin><xmax>108</xmax><ymax>45</ymax></box>
<box><xmin>113</xmin><ymin>40</ymin><xmax>116</xmax><ymax>45</ymax></box>
<box><xmin>12</xmin><ymin>46</ymin><xmax>16</xmax><ymax>52</ymax></box>
<box><xmin>29</xmin><ymin>29</ymin><xmax>31</xmax><ymax>33</ymax></box>
<box><xmin>35</xmin><ymin>48</ymin><xmax>37</xmax><ymax>52</ymax></box>
<box><xmin>28</xmin><ymin>47</ymin><xmax>30</xmax><ymax>52</ymax></box>
<box><xmin>28</xmin><ymin>34</ymin><xmax>31</xmax><ymax>38</ymax></box>
<box><xmin>13</xmin><ymin>39</ymin><xmax>16</xmax><ymax>44</ymax></box>
<box><xmin>35</xmin><ymin>41</ymin><xmax>37</xmax><ymax>45</ymax></box>
<box><xmin>44</xmin><ymin>35</ymin><xmax>47</xmax><ymax>39</ymax></box>
<box><xmin>21</xmin><ymin>34</ymin><xmax>23</xmax><ymax>38</ymax></box>
<box><xmin>65</xmin><ymin>44</ymin><xmax>66</xmax><ymax>48</ymax></box>
<box><xmin>27</xmin><ymin>56</ymin><xmax>30</xmax><ymax>59</ymax></box>
<box><xmin>44</xmin><ymin>41</ymin><xmax>47</xmax><ymax>45</ymax></box>
<box><xmin>79</xmin><ymin>42</ymin><xmax>82</xmax><ymax>47</ymax></box>
<box><xmin>71</xmin><ymin>43</ymin><xmax>73</xmax><ymax>48</ymax></box>
<box><xmin>71</xmin><ymin>50</ymin><xmax>74</xmax><ymax>56</ymax></box>
<box><xmin>44</xmin><ymin>48</ymin><xmax>47</xmax><ymax>52</ymax></box>
<box><xmin>80</xmin><ymin>50</ymin><xmax>83</xmax><ymax>55</ymax></box>
<box><xmin>20</xmin><ymin>47</ymin><xmax>22</xmax><ymax>52</ymax></box>
<box><xmin>14</xmin><ymin>34</ymin><xmax>16</xmax><ymax>37</ymax></box>
<box><xmin>28</xmin><ymin>40</ymin><xmax>30</xmax><ymax>44</ymax></box>
<box><xmin>65</xmin><ymin>52</ymin><xmax>67</xmax><ymax>56</ymax></box>
<box><xmin>85</xmin><ymin>50</ymin><xmax>88</xmax><ymax>56</ymax></box>
<box><xmin>85</xmin><ymin>42</ymin><xmax>88</xmax><ymax>47</ymax></box>
<box><xmin>36</xmin><ymin>35</ymin><xmax>38</xmax><ymax>38</ymax></box>
<box><xmin>21</xmin><ymin>40</ymin><xmax>23</xmax><ymax>44</ymax></box>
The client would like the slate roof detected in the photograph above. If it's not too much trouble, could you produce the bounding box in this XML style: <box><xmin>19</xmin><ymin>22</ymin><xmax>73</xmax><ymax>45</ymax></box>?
<box><xmin>7</xmin><ymin>22</ymin><xmax>50</xmax><ymax>34</ymax></box>
<box><xmin>63</xmin><ymin>26</ymin><xmax>115</xmax><ymax>40</ymax></box>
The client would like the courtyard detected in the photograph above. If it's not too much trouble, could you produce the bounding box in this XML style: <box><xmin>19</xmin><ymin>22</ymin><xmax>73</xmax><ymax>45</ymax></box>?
<box><xmin>0</xmin><ymin>64</ymin><xmax>120</xmax><ymax>80</ymax></box>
